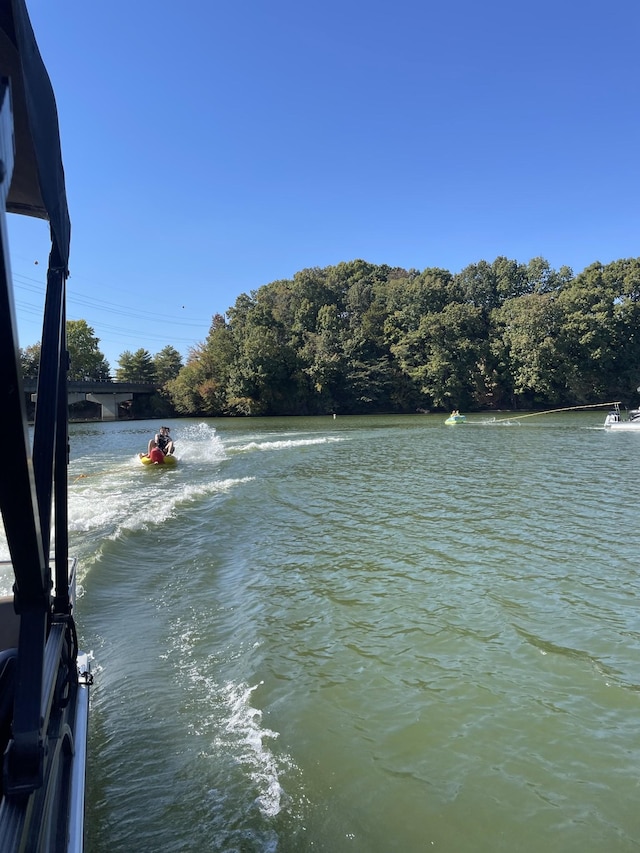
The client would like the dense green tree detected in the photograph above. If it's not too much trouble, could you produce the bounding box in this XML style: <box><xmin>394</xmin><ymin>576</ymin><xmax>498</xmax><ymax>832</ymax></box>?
<box><xmin>402</xmin><ymin>302</ymin><xmax>488</xmax><ymax>409</ymax></box>
<box><xmin>116</xmin><ymin>348</ymin><xmax>156</xmax><ymax>383</ymax></box>
<box><xmin>19</xmin><ymin>321</ymin><xmax>110</xmax><ymax>381</ymax></box>
<box><xmin>557</xmin><ymin>259</ymin><xmax>640</xmax><ymax>401</ymax></box>
<box><xmin>19</xmin><ymin>343</ymin><xmax>41</xmax><ymax>379</ymax></box>
<box><xmin>525</xmin><ymin>257</ymin><xmax>573</xmax><ymax>295</ymax></box>
<box><xmin>17</xmin><ymin>320</ymin><xmax>110</xmax><ymax>381</ymax></box>
<box><xmin>166</xmin><ymin>315</ymin><xmax>236</xmax><ymax>415</ymax></box>
<box><xmin>385</xmin><ymin>268</ymin><xmax>453</xmax><ymax>321</ymax></box>
<box><xmin>164</xmin><ymin>357</ymin><xmax>207</xmax><ymax>414</ymax></box>
<box><xmin>491</xmin><ymin>292</ymin><xmax>569</xmax><ymax>406</ymax></box>
<box><xmin>299</xmin><ymin>303</ymin><xmax>346</xmax><ymax>409</ymax></box>
<box><xmin>385</xmin><ymin>269</ymin><xmax>481</xmax><ymax>408</ymax></box>
<box><xmin>227</xmin><ymin>301</ymin><xmax>305</xmax><ymax>415</ymax></box>
<box><xmin>454</xmin><ymin>260</ymin><xmax>502</xmax><ymax>309</ymax></box>
<box><xmin>607</xmin><ymin>259</ymin><xmax>640</xmax><ymax>397</ymax></box>
<box><xmin>67</xmin><ymin>319</ymin><xmax>110</xmax><ymax>380</ymax></box>
<box><xmin>162</xmin><ymin>256</ymin><xmax>640</xmax><ymax>417</ymax></box>
<box><xmin>153</xmin><ymin>346</ymin><xmax>183</xmax><ymax>385</ymax></box>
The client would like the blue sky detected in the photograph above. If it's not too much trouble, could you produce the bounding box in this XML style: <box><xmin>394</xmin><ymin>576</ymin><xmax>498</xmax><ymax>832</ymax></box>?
<box><xmin>9</xmin><ymin>0</ymin><xmax>640</xmax><ymax>371</ymax></box>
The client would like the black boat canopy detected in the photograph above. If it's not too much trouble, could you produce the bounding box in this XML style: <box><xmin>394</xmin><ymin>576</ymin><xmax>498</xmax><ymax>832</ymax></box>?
<box><xmin>0</xmin><ymin>0</ymin><xmax>70</xmax><ymax>270</ymax></box>
<box><xmin>0</xmin><ymin>0</ymin><xmax>71</xmax><ymax>624</ymax></box>
<box><xmin>0</xmin><ymin>2</ymin><xmax>87</xmax><ymax>843</ymax></box>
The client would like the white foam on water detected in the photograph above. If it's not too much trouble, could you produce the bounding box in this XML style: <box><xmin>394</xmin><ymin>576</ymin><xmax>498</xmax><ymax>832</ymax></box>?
<box><xmin>68</xmin><ymin>475</ymin><xmax>253</xmax><ymax>540</ymax></box>
<box><xmin>1</xmin><ymin>471</ymin><xmax>253</xmax><ymax>590</ymax></box>
<box><xmin>0</xmin><ymin>422</ymin><xmax>235</xmax><ymax>587</ymax></box>
<box><xmin>64</xmin><ymin>422</ymin><xmax>250</xmax><ymax>548</ymax></box>
<box><xmin>173</xmin><ymin>623</ymin><xmax>288</xmax><ymax>820</ymax></box>
<box><xmin>169</xmin><ymin>422</ymin><xmax>227</xmax><ymax>464</ymax></box>
<box><xmin>232</xmin><ymin>436</ymin><xmax>344</xmax><ymax>454</ymax></box>
<box><xmin>216</xmin><ymin>680</ymin><xmax>284</xmax><ymax>817</ymax></box>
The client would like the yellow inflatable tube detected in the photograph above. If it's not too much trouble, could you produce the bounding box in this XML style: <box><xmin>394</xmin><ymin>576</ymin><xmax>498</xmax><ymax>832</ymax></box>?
<box><xmin>139</xmin><ymin>453</ymin><xmax>177</xmax><ymax>466</ymax></box>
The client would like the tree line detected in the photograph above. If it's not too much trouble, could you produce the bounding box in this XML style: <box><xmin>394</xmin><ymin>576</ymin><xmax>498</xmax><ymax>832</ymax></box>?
<box><xmin>166</xmin><ymin>256</ymin><xmax>640</xmax><ymax>415</ymax></box>
<box><xmin>20</xmin><ymin>319</ymin><xmax>183</xmax><ymax>418</ymax></box>
<box><xmin>20</xmin><ymin>256</ymin><xmax>640</xmax><ymax>417</ymax></box>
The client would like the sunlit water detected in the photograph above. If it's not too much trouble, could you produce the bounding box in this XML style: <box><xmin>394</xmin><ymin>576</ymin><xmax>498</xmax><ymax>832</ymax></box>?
<box><xmin>2</xmin><ymin>413</ymin><xmax>640</xmax><ymax>852</ymax></box>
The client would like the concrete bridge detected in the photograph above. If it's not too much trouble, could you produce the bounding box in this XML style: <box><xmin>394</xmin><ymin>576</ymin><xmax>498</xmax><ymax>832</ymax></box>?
<box><xmin>24</xmin><ymin>379</ymin><xmax>157</xmax><ymax>421</ymax></box>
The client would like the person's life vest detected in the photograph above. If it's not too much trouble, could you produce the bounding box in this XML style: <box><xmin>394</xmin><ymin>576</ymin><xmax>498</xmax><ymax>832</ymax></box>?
<box><xmin>157</xmin><ymin>434</ymin><xmax>169</xmax><ymax>451</ymax></box>
<box><xmin>149</xmin><ymin>446</ymin><xmax>165</xmax><ymax>463</ymax></box>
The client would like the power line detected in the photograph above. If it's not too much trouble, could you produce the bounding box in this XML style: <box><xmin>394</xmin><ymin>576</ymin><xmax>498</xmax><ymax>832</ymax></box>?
<box><xmin>13</xmin><ymin>273</ymin><xmax>212</xmax><ymax>328</ymax></box>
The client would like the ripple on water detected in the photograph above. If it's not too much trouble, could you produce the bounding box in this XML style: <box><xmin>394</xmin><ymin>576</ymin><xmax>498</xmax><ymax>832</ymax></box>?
<box><xmin>78</xmin><ymin>415</ymin><xmax>640</xmax><ymax>852</ymax></box>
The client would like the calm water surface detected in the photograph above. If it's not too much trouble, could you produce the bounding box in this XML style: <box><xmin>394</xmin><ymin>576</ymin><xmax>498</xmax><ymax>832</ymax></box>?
<box><xmin>4</xmin><ymin>412</ymin><xmax>639</xmax><ymax>852</ymax></box>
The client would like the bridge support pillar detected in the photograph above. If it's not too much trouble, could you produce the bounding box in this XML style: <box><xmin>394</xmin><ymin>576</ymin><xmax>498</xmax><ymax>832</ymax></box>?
<box><xmin>86</xmin><ymin>393</ymin><xmax>131</xmax><ymax>421</ymax></box>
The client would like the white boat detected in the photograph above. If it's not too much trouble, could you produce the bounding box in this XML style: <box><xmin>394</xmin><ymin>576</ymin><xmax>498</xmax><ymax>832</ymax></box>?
<box><xmin>0</xmin><ymin>2</ymin><xmax>91</xmax><ymax>849</ymax></box>
<box><xmin>604</xmin><ymin>403</ymin><xmax>640</xmax><ymax>430</ymax></box>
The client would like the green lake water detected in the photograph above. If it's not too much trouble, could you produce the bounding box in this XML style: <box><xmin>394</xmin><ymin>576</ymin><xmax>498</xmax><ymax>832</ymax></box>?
<box><xmin>4</xmin><ymin>412</ymin><xmax>637</xmax><ymax>852</ymax></box>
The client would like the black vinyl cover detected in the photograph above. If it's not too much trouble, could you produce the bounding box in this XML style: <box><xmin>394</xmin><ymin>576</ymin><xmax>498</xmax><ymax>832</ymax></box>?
<box><xmin>0</xmin><ymin>0</ymin><xmax>70</xmax><ymax>270</ymax></box>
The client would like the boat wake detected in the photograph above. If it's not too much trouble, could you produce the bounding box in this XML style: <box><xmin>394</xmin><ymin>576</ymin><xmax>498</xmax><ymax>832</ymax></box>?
<box><xmin>69</xmin><ymin>475</ymin><xmax>252</xmax><ymax>544</ymax></box>
<box><xmin>167</xmin><ymin>620</ymin><xmax>292</xmax><ymax>829</ymax></box>
<box><xmin>230</xmin><ymin>436</ymin><xmax>344</xmax><ymax>454</ymax></box>
<box><xmin>65</xmin><ymin>421</ymin><xmax>243</xmax><ymax>554</ymax></box>
<box><xmin>216</xmin><ymin>680</ymin><xmax>285</xmax><ymax>817</ymax></box>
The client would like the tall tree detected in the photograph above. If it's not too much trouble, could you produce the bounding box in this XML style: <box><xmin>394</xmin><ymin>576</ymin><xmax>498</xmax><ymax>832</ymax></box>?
<box><xmin>557</xmin><ymin>259</ymin><xmax>640</xmax><ymax>401</ymax></box>
<box><xmin>227</xmin><ymin>301</ymin><xmax>304</xmax><ymax>415</ymax></box>
<box><xmin>153</xmin><ymin>346</ymin><xmax>183</xmax><ymax>385</ymax></box>
<box><xmin>166</xmin><ymin>315</ymin><xmax>236</xmax><ymax>415</ymax></box>
<box><xmin>116</xmin><ymin>348</ymin><xmax>156</xmax><ymax>383</ymax></box>
<box><xmin>19</xmin><ymin>343</ymin><xmax>41</xmax><ymax>379</ymax></box>
<box><xmin>491</xmin><ymin>292</ymin><xmax>569</xmax><ymax>406</ymax></box>
<box><xmin>67</xmin><ymin>319</ymin><xmax>110</xmax><ymax>380</ymax></box>
<box><xmin>413</xmin><ymin>302</ymin><xmax>488</xmax><ymax>409</ymax></box>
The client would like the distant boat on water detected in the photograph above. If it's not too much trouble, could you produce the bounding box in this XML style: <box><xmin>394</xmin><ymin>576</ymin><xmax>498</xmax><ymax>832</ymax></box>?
<box><xmin>604</xmin><ymin>403</ymin><xmax>640</xmax><ymax>431</ymax></box>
